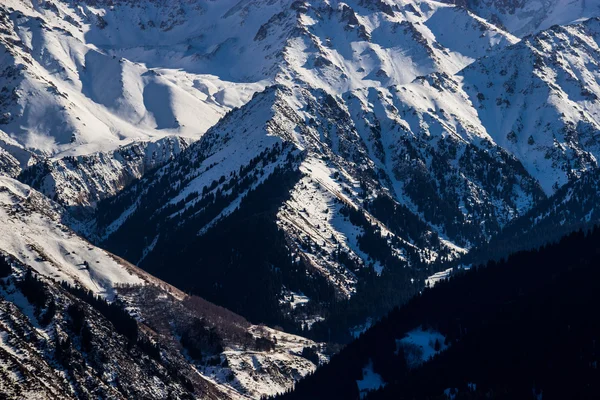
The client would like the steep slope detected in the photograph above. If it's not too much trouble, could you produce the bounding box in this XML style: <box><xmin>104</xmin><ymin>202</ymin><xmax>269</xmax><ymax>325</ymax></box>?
<box><xmin>19</xmin><ymin>136</ymin><xmax>190</xmax><ymax>215</ymax></box>
<box><xmin>0</xmin><ymin>260</ymin><xmax>224</xmax><ymax>400</ymax></box>
<box><xmin>342</xmin><ymin>16</ymin><xmax>600</xmax><ymax>271</ymax></box>
<box><xmin>0</xmin><ymin>0</ymin><xmax>259</xmax><ymax>156</ymax></box>
<box><xmin>37</xmin><ymin>4</ymin><xmax>594</xmax><ymax>344</ymax></box>
<box><xmin>359</xmin><ymin>17</ymin><xmax>600</xmax><ymax>197</ymax></box>
<box><xmin>4</xmin><ymin>0</ymin><xmax>600</xmax><ymax>347</ymax></box>
<box><xmin>0</xmin><ymin>0</ymin><xmax>522</xmax><ymax>230</ymax></box>
<box><xmin>340</xmin><ymin>16</ymin><xmax>600</xmax><ymax>239</ymax></box>
<box><xmin>0</xmin><ymin>176</ymin><xmax>143</xmax><ymax>295</ymax></box>
<box><xmin>0</xmin><ymin>176</ymin><xmax>323</xmax><ymax>399</ymax></box>
<box><xmin>343</xmin><ymin>79</ymin><xmax>546</xmax><ymax>246</ymax></box>
<box><xmin>2</xmin><ymin>2</ymin><xmax>600</xmax><ymax>398</ymax></box>
<box><xmin>459</xmin><ymin>18</ymin><xmax>600</xmax><ymax>193</ymax></box>
<box><xmin>0</xmin><ymin>129</ymin><xmax>38</xmax><ymax>176</ymax></box>
<box><xmin>90</xmin><ymin>79</ymin><xmax>547</xmax><ymax>340</ymax></box>
<box><xmin>3</xmin><ymin>0</ymin><xmax>596</xmax><ymax>221</ymax></box>
<box><xmin>0</xmin><ymin>0</ymin><xmax>517</xmax><ymax>157</ymax></box>
<box><xmin>0</xmin><ymin>257</ymin><xmax>322</xmax><ymax>399</ymax></box>
<box><xmin>463</xmin><ymin>167</ymin><xmax>600</xmax><ymax>265</ymax></box>
<box><xmin>273</xmin><ymin>0</ymin><xmax>518</xmax><ymax>92</ymax></box>
<box><xmin>445</xmin><ymin>0</ymin><xmax>600</xmax><ymax>37</ymax></box>
<box><xmin>276</xmin><ymin>227</ymin><xmax>600</xmax><ymax>400</ymax></box>
<box><xmin>90</xmin><ymin>85</ymin><xmax>448</xmax><ymax>331</ymax></box>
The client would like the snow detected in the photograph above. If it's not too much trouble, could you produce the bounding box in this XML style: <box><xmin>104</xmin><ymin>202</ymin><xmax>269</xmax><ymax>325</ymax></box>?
<box><xmin>3</xmin><ymin>0</ymin><xmax>572</xmax><ymax>259</ymax></box>
<box><xmin>83</xmin><ymin>0</ymin><xmax>544</xmax><ymax>303</ymax></box>
<box><xmin>0</xmin><ymin>0</ymin><xmax>524</xmax><ymax>158</ymax></box>
<box><xmin>199</xmin><ymin>326</ymin><xmax>323</xmax><ymax>399</ymax></box>
<box><xmin>351</xmin><ymin>318</ymin><xmax>373</xmax><ymax>339</ymax></box>
<box><xmin>0</xmin><ymin>0</ymin><xmax>270</xmax><ymax>156</ymax></box>
<box><xmin>0</xmin><ymin>2</ymin><xmax>598</xmax><ymax>397</ymax></box>
<box><xmin>278</xmin><ymin>157</ymin><xmax>366</xmax><ymax>295</ymax></box>
<box><xmin>356</xmin><ymin>359</ymin><xmax>386</xmax><ymax>399</ymax></box>
<box><xmin>444</xmin><ymin>388</ymin><xmax>458</xmax><ymax>400</ymax></box>
<box><xmin>468</xmin><ymin>0</ymin><xmax>600</xmax><ymax>37</ymax></box>
<box><xmin>425</xmin><ymin>268</ymin><xmax>453</xmax><ymax>288</ymax></box>
<box><xmin>0</xmin><ymin>176</ymin><xmax>143</xmax><ymax>297</ymax></box>
<box><xmin>1</xmin><ymin>0</ymin><xmax>597</xmax><ymax>362</ymax></box>
<box><xmin>397</xmin><ymin>327</ymin><xmax>448</xmax><ymax>368</ymax></box>
<box><xmin>0</xmin><ymin>278</ymin><xmax>41</xmax><ymax>329</ymax></box>
<box><xmin>281</xmin><ymin>290</ymin><xmax>310</xmax><ymax>310</ymax></box>
<box><xmin>26</xmin><ymin>136</ymin><xmax>189</xmax><ymax>211</ymax></box>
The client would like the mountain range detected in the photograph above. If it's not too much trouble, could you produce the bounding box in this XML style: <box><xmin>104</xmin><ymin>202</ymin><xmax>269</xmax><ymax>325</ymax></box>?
<box><xmin>1</xmin><ymin>0</ymin><xmax>600</xmax><ymax>398</ymax></box>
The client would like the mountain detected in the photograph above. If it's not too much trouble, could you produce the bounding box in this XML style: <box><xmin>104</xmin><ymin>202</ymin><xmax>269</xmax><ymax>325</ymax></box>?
<box><xmin>2</xmin><ymin>0</ymin><xmax>598</xmax><ymax>241</ymax></box>
<box><xmin>19</xmin><ymin>136</ymin><xmax>190</xmax><ymax>215</ymax></box>
<box><xmin>0</xmin><ymin>258</ymin><xmax>322</xmax><ymax>399</ymax></box>
<box><xmin>463</xmin><ymin>167</ymin><xmax>600</xmax><ymax>265</ymax></box>
<box><xmin>444</xmin><ymin>0</ymin><xmax>600</xmax><ymax>37</ymax></box>
<box><xmin>0</xmin><ymin>262</ymin><xmax>220</xmax><ymax>399</ymax></box>
<box><xmin>86</xmin><ymin>12</ymin><xmax>600</xmax><ymax>339</ymax></box>
<box><xmin>0</xmin><ymin>0</ymin><xmax>521</xmax><ymax>157</ymax></box>
<box><xmin>0</xmin><ymin>0</ymin><xmax>521</xmax><ymax>222</ymax></box>
<box><xmin>275</xmin><ymin>226</ymin><xmax>600</xmax><ymax>400</ymax></box>
<box><xmin>0</xmin><ymin>176</ymin><xmax>322</xmax><ymax>399</ymax></box>
<box><xmin>0</xmin><ymin>0</ymin><xmax>253</xmax><ymax>156</ymax></box>
<box><xmin>0</xmin><ymin>0</ymin><xmax>600</xmax><ymax>398</ymax></box>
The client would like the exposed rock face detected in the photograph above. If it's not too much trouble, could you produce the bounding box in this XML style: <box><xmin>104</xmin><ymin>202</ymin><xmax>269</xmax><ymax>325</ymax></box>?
<box><xmin>19</xmin><ymin>136</ymin><xmax>190</xmax><ymax>213</ymax></box>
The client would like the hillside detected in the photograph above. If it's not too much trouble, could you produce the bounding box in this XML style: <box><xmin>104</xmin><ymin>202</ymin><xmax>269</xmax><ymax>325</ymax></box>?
<box><xmin>0</xmin><ymin>1</ymin><xmax>599</xmax><ymax>398</ymax></box>
<box><xmin>88</xmin><ymin>16</ymin><xmax>600</xmax><ymax>341</ymax></box>
<box><xmin>0</xmin><ymin>176</ymin><xmax>323</xmax><ymax>399</ymax></box>
<box><xmin>276</xmin><ymin>226</ymin><xmax>600</xmax><ymax>399</ymax></box>
<box><xmin>444</xmin><ymin>0</ymin><xmax>600</xmax><ymax>37</ymax></box>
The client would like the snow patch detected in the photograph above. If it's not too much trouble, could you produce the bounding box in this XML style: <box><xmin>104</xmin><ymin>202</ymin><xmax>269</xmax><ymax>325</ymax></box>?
<box><xmin>356</xmin><ymin>359</ymin><xmax>386</xmax><ymax>399</ymax></box>
<box><xmin>425</xmin><ymin>267</ymin><xmax>453</xmax><ymax>288</ymax></box>
<box><xmin>397</xmin><ymin>327</ymin><xmax>448</xmax><ymax>368</ymax></box>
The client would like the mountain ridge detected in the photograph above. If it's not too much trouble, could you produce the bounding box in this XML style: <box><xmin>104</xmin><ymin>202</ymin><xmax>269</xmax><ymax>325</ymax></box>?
<box><xmin>1</xmin><ymin>1</ymin><xmax>600</xmax><ymax>398</ymax></box>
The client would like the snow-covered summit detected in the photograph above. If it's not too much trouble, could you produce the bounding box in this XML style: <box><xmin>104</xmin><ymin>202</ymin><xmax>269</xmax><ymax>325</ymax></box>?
<box><xmin>444</xmin><ymin>0</ymin><xmax>600</xmax><ymax>37</ymax></box>
<box><xmin>0</xmin><ymin>0</ymin><xmax>518</xmax><ymax>157</ymax></box>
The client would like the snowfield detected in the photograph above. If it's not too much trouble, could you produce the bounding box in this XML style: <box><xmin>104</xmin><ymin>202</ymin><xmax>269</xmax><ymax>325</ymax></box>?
<box><xmin>357</xmin><ymin>359</ymin><xmax>386</xmax><ymax>399</ymax></box>
<box><xmin>0</xmin><ymin>176</ymin><xmax>143</xmax><ymax>297</ymax></box>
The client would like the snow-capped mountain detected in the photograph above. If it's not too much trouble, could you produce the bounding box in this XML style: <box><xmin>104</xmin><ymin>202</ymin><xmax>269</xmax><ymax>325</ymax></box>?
<box><xmin>0</xmin><ymin>0</ymin><xmax>516</xmax><ymax>157</ymax></box>
<box><xmin>0</xmin><ymin>176</ymin><xmax>144</xmax><ymax>292</ymax></box>
<box><xmin>1</xmin><ymin>0</ymin><xmax>597</xmax><ymax>209</ymax></box>
<box><xmin>365</xmin><ymin>16</ymin><xmax>600</xmax><ymax>197</ymax></box>
<box><xmin>444</xmin><ymin>0</ymin><xmax>600</xmax><ymax>37</ymax></box>
<box><xmin>1</xmin><ymin>0</ymin><xmax>600</xmax><ymax>397</ymax></box>
<box><xmin>0</xmin><ymin>0</ymin><xmax>261</xmax><ymax>156</ymax></box>
<box><xmin>92</xmin><ymin>75</ymin><xmax>549</xmax><ymax>320</ymax></box>
<box><xmin>0</xmin><ymin>0</ymin><xmax>519</xmax><ymax>220</ymax></box>
<box><xmin>45</xmin><ymin>0</ymin><xmax>593</xmax><ymax>335</ymax></box>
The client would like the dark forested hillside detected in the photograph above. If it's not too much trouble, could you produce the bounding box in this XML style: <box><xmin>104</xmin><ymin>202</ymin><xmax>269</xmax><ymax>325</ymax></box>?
<box><xmin>100</xmin><ymin>155</ymin><xmax>340</xmax><ymax>328</ymax></box>
<box><xmin>463</xmin><ymin>168</ymin><xmax>600</xmax><ymax>266</ymax></box>
<box><xmin>276</xmin><ymin>227</ymin><xmax>600</xmax><ymax>400</ymax></box>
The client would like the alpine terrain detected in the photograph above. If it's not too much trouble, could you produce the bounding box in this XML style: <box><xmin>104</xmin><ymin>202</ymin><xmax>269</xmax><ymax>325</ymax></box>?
<box><xmin>0</xmin><ymin>0</ymin><xmax>599</xmax><ymax>398</ymax></box>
